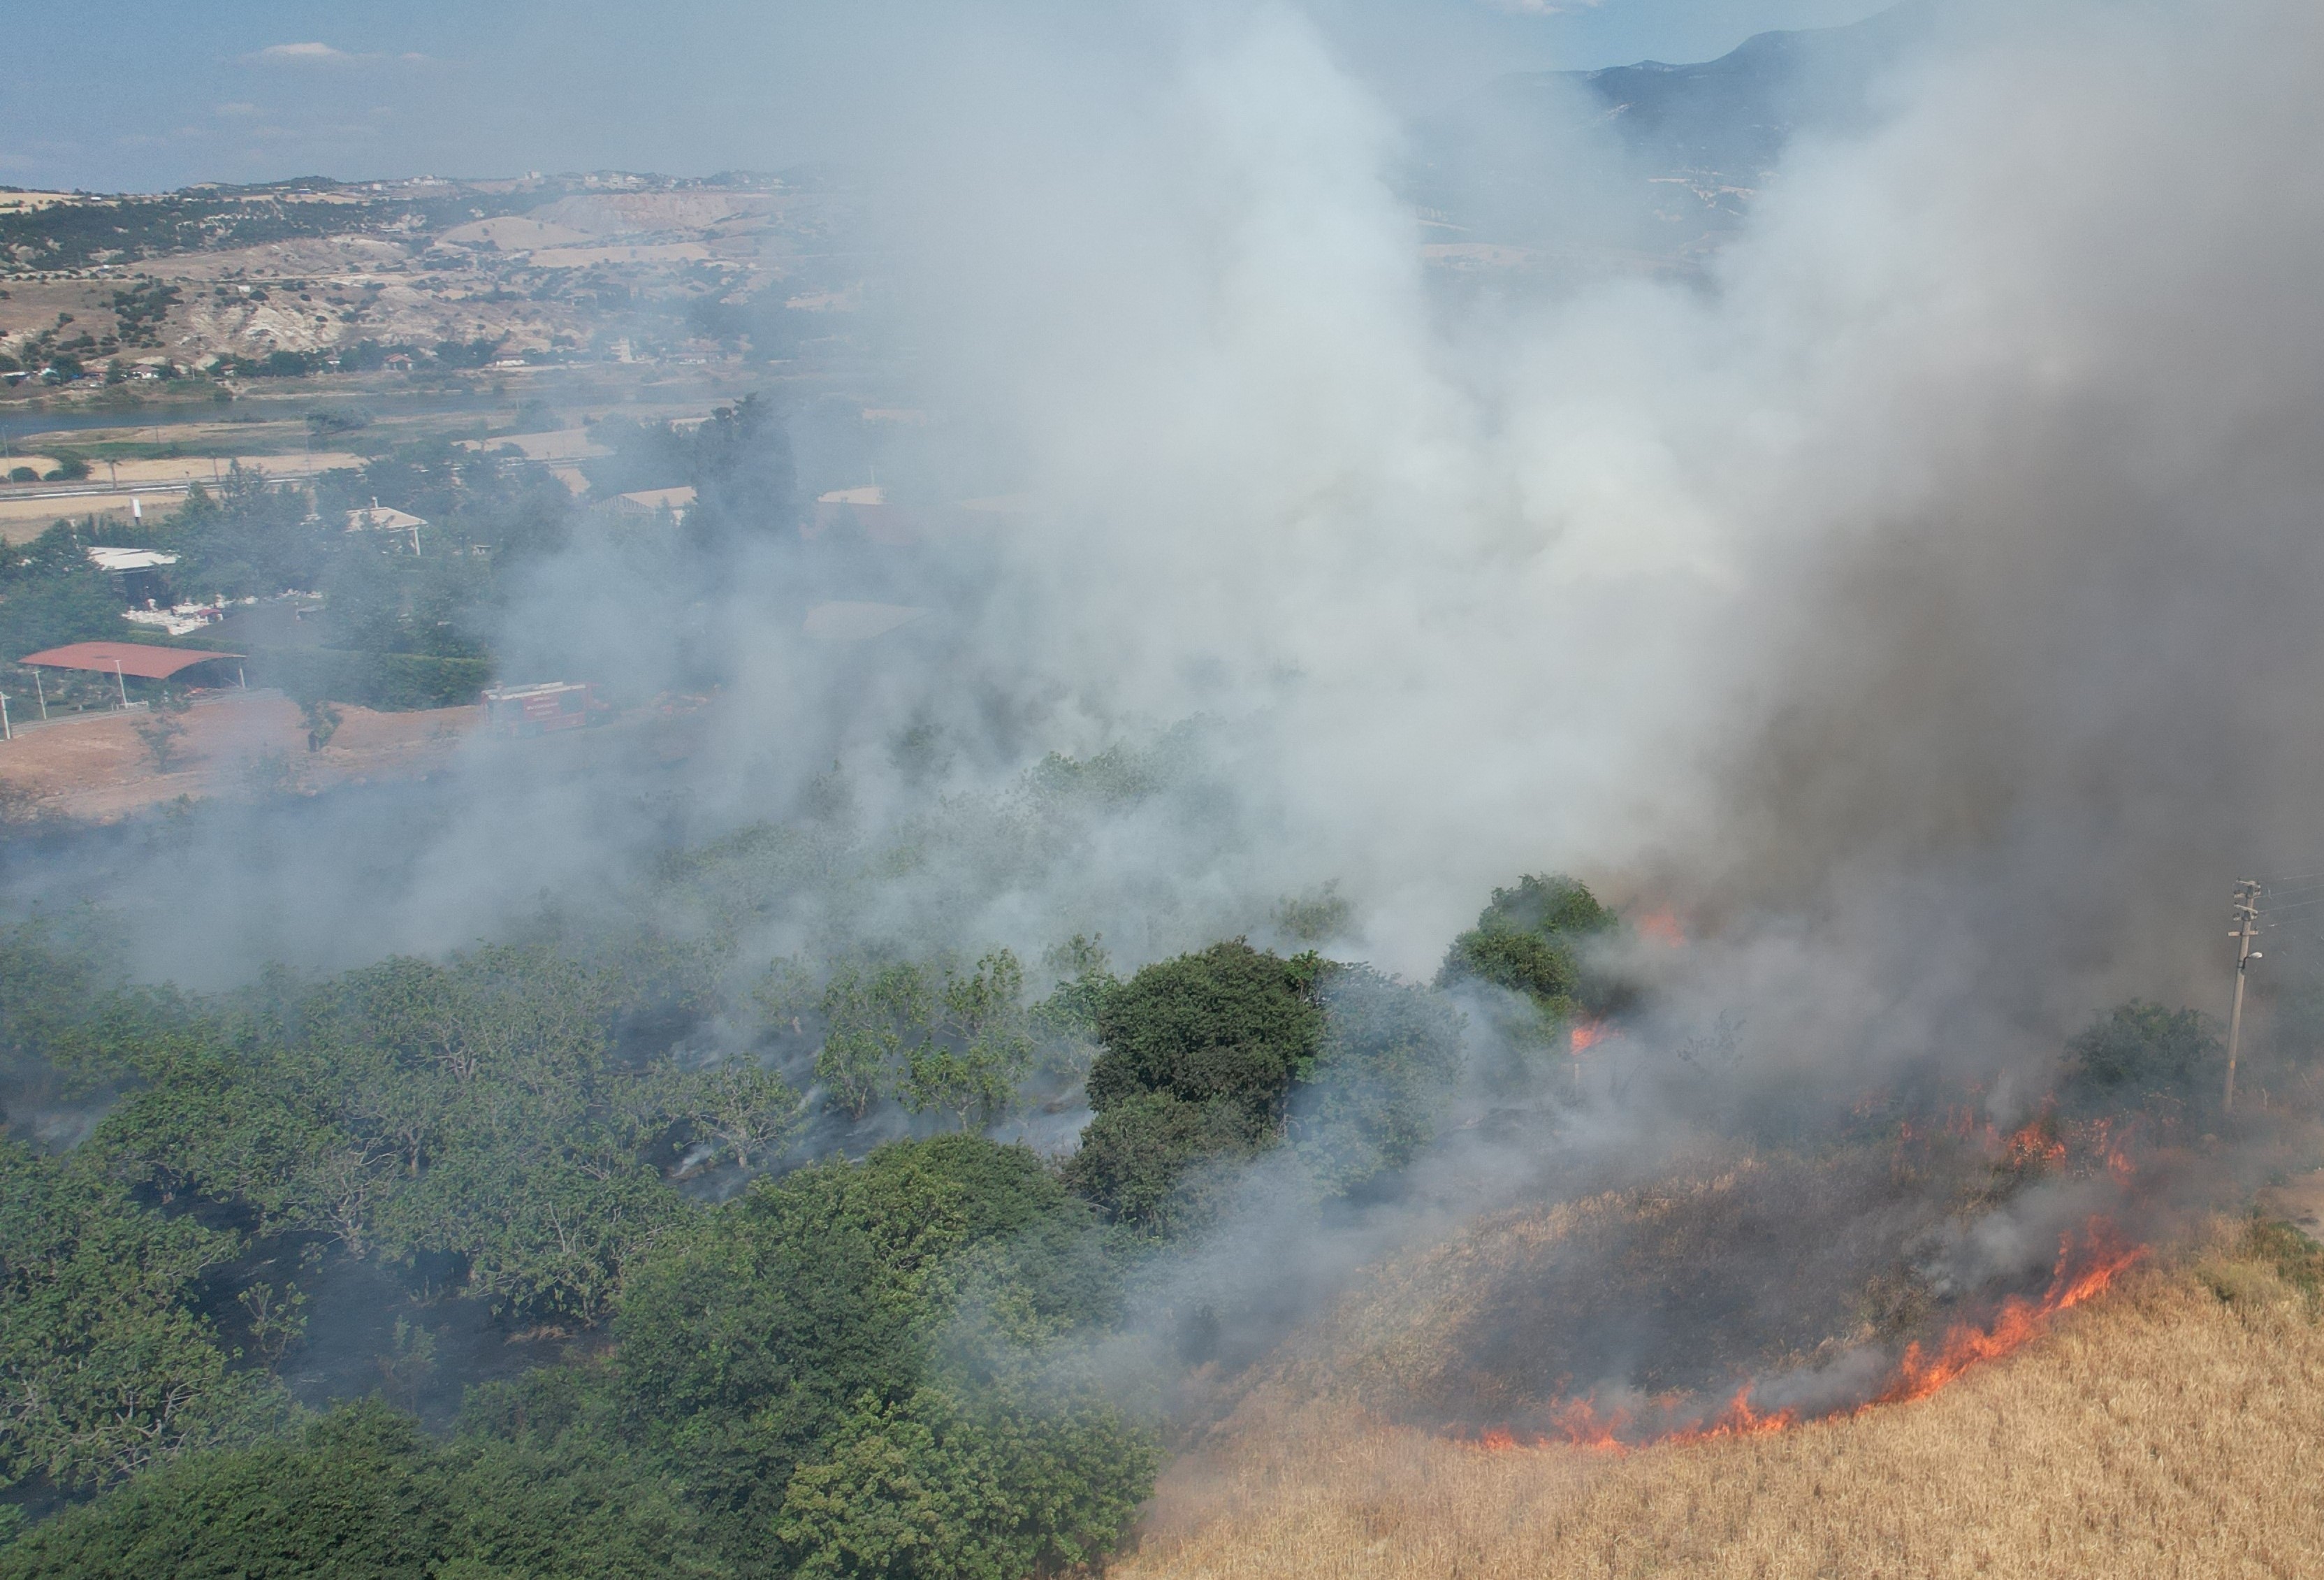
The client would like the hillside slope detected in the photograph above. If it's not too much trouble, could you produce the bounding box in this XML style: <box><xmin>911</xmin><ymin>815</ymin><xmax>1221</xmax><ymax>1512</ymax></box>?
<box><xmin>1118</xmin><ymin>1225</ymin><xmax>2324</xmax><ymax>1579</ymax></box>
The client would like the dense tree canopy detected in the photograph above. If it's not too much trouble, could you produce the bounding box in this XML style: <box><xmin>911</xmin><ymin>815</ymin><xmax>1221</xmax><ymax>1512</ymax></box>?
<box><xmin>612</xmin><ymin>1136</ymin><xmax>1145</xmax><ymax>1563</ymax></box>
<box><xmin>0</xmin><ymin>1401</ymin><xmax>723</xmax><ymax>1580</ymax></box>
<box><xmin>0</xmin><ymin>873</ymin><xmax>1546</xmax><ymax>1574</ymax></box>
<box><xmin>0</xmin><ymin>1140</ymin><xmax>286</xmax><ymax>1495</ymax></box>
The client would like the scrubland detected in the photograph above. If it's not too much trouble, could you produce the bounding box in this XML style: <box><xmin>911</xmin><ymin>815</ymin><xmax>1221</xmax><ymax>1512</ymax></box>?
<box><xmin>1117</xmin><ymin>1223</ymin><xmax>2324</xmax><ymax>1580</ymax></box>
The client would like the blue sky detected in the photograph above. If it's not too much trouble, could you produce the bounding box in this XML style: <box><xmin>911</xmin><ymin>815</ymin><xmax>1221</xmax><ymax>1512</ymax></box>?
<box><xmin>6</xmin><ymin>1</ymin><xmax>1889</xmax><ymax>192</ymax></box>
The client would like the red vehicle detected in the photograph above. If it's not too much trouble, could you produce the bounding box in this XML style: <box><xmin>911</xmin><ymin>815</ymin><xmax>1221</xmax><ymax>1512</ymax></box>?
<box><xmin>482</xmin><ymin>681</ymin><xmax>613</xmax><ymax>737</ymax></box>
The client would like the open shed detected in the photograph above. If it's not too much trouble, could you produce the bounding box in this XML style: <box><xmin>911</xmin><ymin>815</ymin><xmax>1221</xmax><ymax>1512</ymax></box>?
<box><xmin>17</xmin><ymin>642</ymin><xmax>246</xmax><ymax>692</ymax></box>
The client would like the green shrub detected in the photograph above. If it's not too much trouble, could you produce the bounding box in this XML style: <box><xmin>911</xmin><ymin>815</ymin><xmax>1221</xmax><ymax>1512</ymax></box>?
<box><xmin>2062</xmin><ymin>1001</ymin><xmax>2218</xmax><ymax>1106</ymax></box>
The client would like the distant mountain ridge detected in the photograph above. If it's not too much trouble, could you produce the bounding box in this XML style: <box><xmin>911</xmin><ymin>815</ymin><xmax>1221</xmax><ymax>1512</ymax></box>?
<box><xmin>1549</xmin><ymin>2</ymin><xmax>1926</xmax><ymax>189</ymax></box>
<box><xmin>1416</xmin><ymin>3</ymin><xmax>1931</xmax><ymax>259</ymax></box>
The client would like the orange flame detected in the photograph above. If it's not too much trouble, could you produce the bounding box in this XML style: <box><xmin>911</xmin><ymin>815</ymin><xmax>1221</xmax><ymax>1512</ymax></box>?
<box><xmin>1465</xmin><ymin>1220</ymin><xmax>2141</xmax><ymax>1456</ymax></box>
<box><xmin>1469</xmin><ymin>1385</ymin><xmax>1799</xmax><ymax>1455</ymax></box>
<box><xmin>1874</xmin><ymin>1222</ymin><xmax>2144</xmax><ymax>1404</ymax></box>
<box><xmin>2003</xmin><ymin>1119</ymin><xmax>2068</xmax><ymax>1170</ymax></box>
<box><xmin>1635</xmin><ymin>910</ymin><xmax>1686</xmax><ymax>945</ymax></box>
<box><xmin>1569</xmin><ymin>1020</ymin><xmax>1608</xmax><ymax>1053</ymax></box>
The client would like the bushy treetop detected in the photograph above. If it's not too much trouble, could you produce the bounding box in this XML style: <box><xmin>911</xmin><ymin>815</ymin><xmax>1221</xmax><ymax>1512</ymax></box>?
<box><xmin>1085</xmin><ymin>940</ymin><xmax>1326</xmax><ymax>1124</ymax></box>
<box><xmin>1435</xmin><ymin>872</ymin><xmax>1614</xmax><ymax>1014</ymax></box>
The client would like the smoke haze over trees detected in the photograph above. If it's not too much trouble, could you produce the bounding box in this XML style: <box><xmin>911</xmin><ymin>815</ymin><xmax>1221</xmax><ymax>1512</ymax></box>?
<box><xmin>10</xmin><ymin>0</ymin><xmax>2324</xmax><ymax>1571</ymax></box>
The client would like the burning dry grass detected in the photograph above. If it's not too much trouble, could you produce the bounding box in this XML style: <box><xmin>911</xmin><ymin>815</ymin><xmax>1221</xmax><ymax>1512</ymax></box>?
<box><xmin>1118</xmin><ymin>1222</ymin><xmax>2324</xmax><ymax>1579</ymax></box>
<box><xmin>1264</xmin><ymin>1149</ymin><xmax>2137</xmax><ymax>1444</ymax></box>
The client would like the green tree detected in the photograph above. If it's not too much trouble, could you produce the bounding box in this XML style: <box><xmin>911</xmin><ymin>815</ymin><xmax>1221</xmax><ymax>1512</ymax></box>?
<box><xmin>611</xmin><ymin>1137</ymin><xmax>1134</xmax><ymax>1563</ymax></box>
<box><xmin>816</xmin><ymin>962</ymin><xmax>934</xmax><ymax>1119</ymax></box>
<box><xmin>234</xmin><ymin>1281</ymin><xmax>307</xmax><ymax>1370</ymax></box>
<box><xmin>0</xmin><ymin>523</ymin><xmax>129</xmax><ymax>658</ymax></box>
<box><xmin>89</xmin><ymin>1043</ymin><xmax>344</xmax><ymax>1235</ymax></box>
<box><xmin>1292</xmin><ymin>966</ymin><xmax>1467</xmax><ymax>1194</ymax></box>
<box><xmin>300</xmin><ymin>697</ymin><xmax>342</xmax><ymax>752</ymax></box>
<box><xmin>1058</xmin><ymin>1091</ymin><xmax>1257</xmax><ymax>1233</ymax></box>
<box><xmin>902</xmin><ymin>952</ymin><xmax>1035</xmax><ymax>1131</ymax></box>
<box><xmin>1435</xmin><ymin>873</ymin><xmax>1615</xmax><ymax>1018</ymax></box>
<box><xmin>1085</xmin><ymin>939</ymin><xmax>1326</xmax><ymax>1128</ymax></box>
<box><xmin>131</xmin><ymin>697</ymin><xmax>189</xmax><ymax>773</ymax></box>
<box><xmin>1032</xmin><ymin>935</ymin><xmax>1115</xmax><ymax>1040</ymax></box>
<box><xmin>675</xmin><ymin>1062</ymin><xmax>808</xmax><ymax>1169</ymax></box>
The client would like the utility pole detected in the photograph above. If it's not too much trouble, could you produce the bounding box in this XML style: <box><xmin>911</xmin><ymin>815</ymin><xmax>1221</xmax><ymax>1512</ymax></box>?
<box><xmin>2225</xmin><ymin>878</ymin><xmax>2263</xmax><ymax>1113</ymax></box>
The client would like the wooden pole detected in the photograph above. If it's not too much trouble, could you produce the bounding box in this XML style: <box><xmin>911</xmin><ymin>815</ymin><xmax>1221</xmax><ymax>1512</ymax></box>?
<box><xmin>2225</xmin><ymin>879</ymin><xmax>2261</xmax><ymax>1113</ymax></box>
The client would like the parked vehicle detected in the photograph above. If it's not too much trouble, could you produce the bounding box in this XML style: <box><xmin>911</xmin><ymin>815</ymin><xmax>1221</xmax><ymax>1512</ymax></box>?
<box><xmin>481</xmin><ymin>681</ymin><xmax>612</xmax><ymax>737</ymax></box>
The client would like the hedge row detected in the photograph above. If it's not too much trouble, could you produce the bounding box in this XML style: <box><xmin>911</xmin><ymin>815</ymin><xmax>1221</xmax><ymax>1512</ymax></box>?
<box><xmin>249</xmin><ymin>648</ymin><xmax>493</xmax><ymax>711</ymax></box>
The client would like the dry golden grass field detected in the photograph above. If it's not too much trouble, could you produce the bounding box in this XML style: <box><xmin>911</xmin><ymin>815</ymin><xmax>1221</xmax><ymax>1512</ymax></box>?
<box><xmin>1117</xmin><ymin>1219</ymin><xmax>2324</xmax><ymax>1580</ymax></box>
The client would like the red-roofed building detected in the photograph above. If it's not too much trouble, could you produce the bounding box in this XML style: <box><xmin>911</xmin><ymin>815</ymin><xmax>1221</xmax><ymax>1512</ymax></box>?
<box><xmin>18</xmin><ymin>642</ymin><xmax>245</xmax><ymax>684</ymax></box>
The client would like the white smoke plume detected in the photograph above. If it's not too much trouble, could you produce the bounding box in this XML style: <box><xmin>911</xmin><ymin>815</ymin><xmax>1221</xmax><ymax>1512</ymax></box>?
<box><xmin>827</xmin><ymin>0</ymin><xmax>2324</xmax><ymax>1089</ymax></box>
<box><xmin>19</xmin><ymin>0</ymin><xmax>2324</xmax><ymax>1117</ymax></box>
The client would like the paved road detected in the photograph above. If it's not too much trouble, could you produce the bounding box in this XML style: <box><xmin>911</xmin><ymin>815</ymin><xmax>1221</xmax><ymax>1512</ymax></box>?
<box><xmin>0</xmin><ymin>464</ymin><xmax>359</xmax><ymax>506</ymax></box>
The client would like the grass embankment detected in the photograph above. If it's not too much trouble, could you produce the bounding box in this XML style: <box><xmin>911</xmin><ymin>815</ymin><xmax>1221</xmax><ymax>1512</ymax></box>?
<box><xmin>1118</xmin><ymin>1220</ymin><xmax>2324</xmax><ymax>1580</ymax></box>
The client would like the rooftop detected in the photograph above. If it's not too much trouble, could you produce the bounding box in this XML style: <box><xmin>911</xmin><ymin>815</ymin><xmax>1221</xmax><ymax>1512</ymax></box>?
<box><xmin>17</xmin><ymin>642</ymin><xmax>244</xmax><ymax>679</ymax></box>
<box><xmin>86</xmin><ymin>546</ymin><xmax>180</xmax><ymax>572</ymax></box>
<box><xmin>347</xmin><ymin>505</ymin><xmax>427</xmax><ymax>533</ymax></box>
<box><xmin>615</xmin><ymin>485</ymin><xmax>697</xmax><ymax>516</ymax></box>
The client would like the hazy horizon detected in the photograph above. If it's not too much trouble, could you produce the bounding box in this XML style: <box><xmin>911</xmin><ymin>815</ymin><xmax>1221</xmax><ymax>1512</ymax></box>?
<box><xmin>12</xmin><ymin>0</ymin><xmax>1889</xmax><ymax>193</ymax></box>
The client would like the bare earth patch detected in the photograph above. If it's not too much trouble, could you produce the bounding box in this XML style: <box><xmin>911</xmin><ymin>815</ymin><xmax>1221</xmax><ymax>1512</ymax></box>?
<box><xmin>0</xmin><ymin>692</ymin><xmax>479</xmax><ymax>820</ymax></box>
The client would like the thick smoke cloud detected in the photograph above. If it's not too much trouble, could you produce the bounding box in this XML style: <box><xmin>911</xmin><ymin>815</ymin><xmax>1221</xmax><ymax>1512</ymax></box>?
<box><xmin>20</xmin><ymin>1</ymin><xmax>2321</xmax><ymax>1115</ymax></box>
<box><xmin>850</xmin><ymin>0</ymin><xmax>2324</xmax><ymax>1094</ymax></box>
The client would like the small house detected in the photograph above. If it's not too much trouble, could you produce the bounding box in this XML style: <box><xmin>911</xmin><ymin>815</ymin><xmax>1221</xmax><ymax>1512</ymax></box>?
<box><xmin>346</xmin><ymin>502</ymin><xmax>428</xmax><ymax>553</ymax></box>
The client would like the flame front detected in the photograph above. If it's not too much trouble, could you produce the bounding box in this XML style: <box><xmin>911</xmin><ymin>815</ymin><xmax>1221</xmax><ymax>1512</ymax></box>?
<box><xmin>1467</xmin><ymin>1219</ymin><xmax>2142</xmax><ymax>1455</ymax></box>
<box><xmin>1875</xmin><ymin>1222</ymin><xmax>2144</xmax><ymax>1405</ymax></box>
